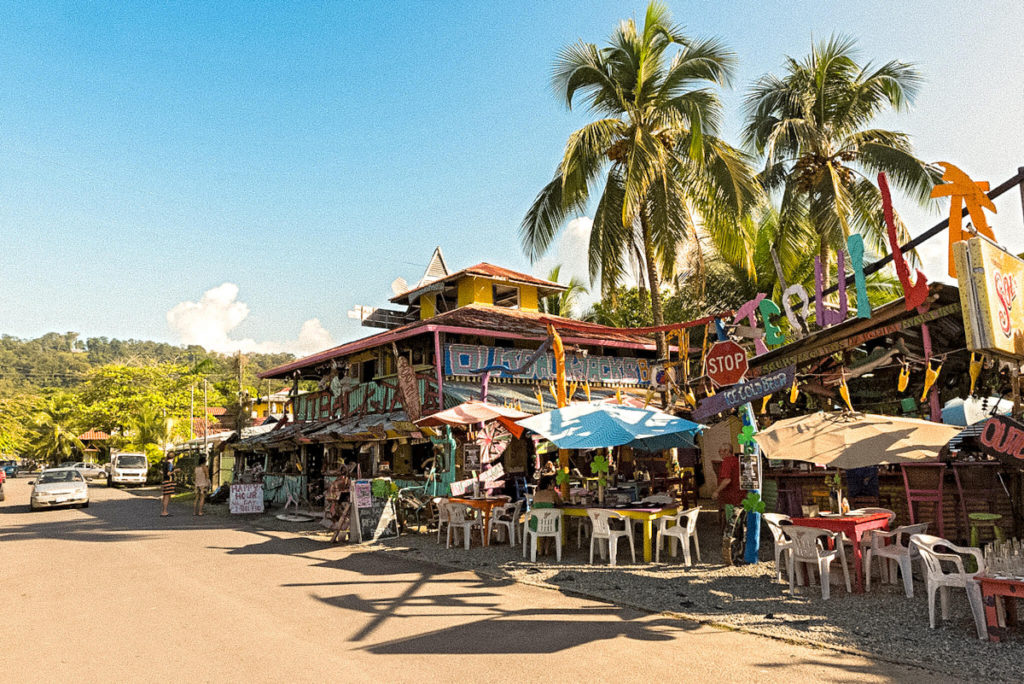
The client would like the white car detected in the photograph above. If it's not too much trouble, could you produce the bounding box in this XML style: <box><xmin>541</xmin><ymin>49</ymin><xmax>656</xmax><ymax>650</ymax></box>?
<box><xmin>29</xmin><ymin>468</ymin><xmax>89</xmax><ymax>510</ymax></box>
<box><xmin>72</xmin><ymin>462</ymin><xmax>106</xmax><ymax>480</ymax></box>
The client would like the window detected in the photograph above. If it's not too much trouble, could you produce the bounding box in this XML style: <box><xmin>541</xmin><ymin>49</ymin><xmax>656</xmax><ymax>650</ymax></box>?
<box><xmin>359</xmin><ymin>359</ymin><xmax>377</xmax><ymax>383</ymax></box>
<box><xmin>492</xmin><ymin>284</ymin><xmax>519</xmax><ymax>308</ymax></box>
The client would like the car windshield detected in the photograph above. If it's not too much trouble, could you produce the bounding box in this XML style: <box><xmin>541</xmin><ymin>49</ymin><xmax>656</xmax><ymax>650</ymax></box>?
<box><xmin>39</xmin><ymin>470</ymin><xmax>84</xmax><ymax>484</ymax></box>
<box><xmin>116</xmin><ymin>456</ymin><xmax>147</xmax><ymax>469</ymax></box>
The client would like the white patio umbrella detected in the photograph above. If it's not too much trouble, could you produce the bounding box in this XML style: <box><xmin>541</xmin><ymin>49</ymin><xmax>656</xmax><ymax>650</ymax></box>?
<box><xmin>753</xmin><ymin>411</ymin><xmax>961</xmax><ymax>469</ymax></box>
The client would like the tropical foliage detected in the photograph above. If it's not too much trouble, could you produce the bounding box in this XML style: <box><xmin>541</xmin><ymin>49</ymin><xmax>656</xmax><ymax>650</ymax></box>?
<box><xmin>27</xmin><ymin>394</ymin><xmax>85</xmax><ymax>465</ymax></box>
<box><xmin>743</xmin><ymin>34</ymin><xmax>938</xmax><ymax>280</ymax></box>
<box><xmin>522</xmin><ymin>2</ymin><xmax>760</xmax><ymax>354</ymax></box>
<box><xmin>538</xmin><ymin>265</ymin><xmax>588</xmax><ymax>319</ymax></box>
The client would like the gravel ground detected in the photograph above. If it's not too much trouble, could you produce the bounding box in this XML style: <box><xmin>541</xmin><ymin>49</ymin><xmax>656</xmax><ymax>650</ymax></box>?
<box><xmin>212</xmin><ymin>498</ymin><xmax>1020</xmax><ymax>682</ymax></box>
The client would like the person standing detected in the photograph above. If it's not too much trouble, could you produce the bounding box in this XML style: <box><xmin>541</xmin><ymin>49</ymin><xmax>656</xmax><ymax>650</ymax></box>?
<box><xmin>712</xmin><ymin>444</ymin><xmax>744</xmax><ymax>562</ymax></box>
<box><xmin>160</xmin><ymin>454</ymin><xmax>179</xmax><ymax>517</ymax></box>
<box><xmin>193</xmin><ymin>455</ymin><xmax>211</xmax><ymax>516</ymax></box>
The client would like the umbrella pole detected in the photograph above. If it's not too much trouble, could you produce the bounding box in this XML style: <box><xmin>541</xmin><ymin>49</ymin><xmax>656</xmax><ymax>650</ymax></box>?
<box><xmin>558</xmin><ymin>449</ymin><xmax>570</xmax><ymax>499</ymax></box>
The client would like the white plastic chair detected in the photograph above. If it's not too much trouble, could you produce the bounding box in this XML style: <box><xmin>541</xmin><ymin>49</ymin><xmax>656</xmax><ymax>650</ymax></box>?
<box><xmin>432</xmin><ymin>497</ymin><xmax>450</xmax><ymax>544</ymax></box>
<box><xmin>655</xmin><ymin>506</ymin><xmax>701</xmax><ymax>565</ymax></box>
<box><xmin>630</xmin><ymin>493</ymin><xmax>676</xmax><ymax>535</ymax></box>
<box><xmin>763</xmin><ymin>513</ymin><xmax>794</xmax><ymax>581</ymax></box>
<box><xmin>785</xmin><ymin>526</ymin><xmax>851</xmax><ymax>600</ymax></box>
<box><xmin>910</xmin><ymin>534</ymin><xmax>988</xmax><ymax>640</ymax></box>
<box><xmin>844</xmin><ymin>507</ymin><xmax>896</xmax><ymax>555</ymax></box>
<box><xmin>864</xmin><ymin>522</ymin><xmax>929</xmax><ymax>597</ymax></box>
<box><xmin>445</xmin><ymin>502</ymin><xmax>483</xmax><ymax>550</ymax></box>
<box><xmin>523</xmin><ymin>509</ymin><xmax>562</xmax><ymax>562</ymax></box>
<box><xmin>587</xmin><ymin>509</ymin><xmax>635</xmax><ymax>566</ymax></box>
<box><xmin>488</xmin><ymin>500</ymin><xmax>522</xmax><ymax>547</ymax></box>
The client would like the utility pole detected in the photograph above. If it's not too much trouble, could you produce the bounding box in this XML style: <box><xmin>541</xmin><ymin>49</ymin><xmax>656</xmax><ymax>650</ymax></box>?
<box><xmin>203</xmin><ymin>378</ymin><xmax>209</xmax><ymax>471</ymax></box>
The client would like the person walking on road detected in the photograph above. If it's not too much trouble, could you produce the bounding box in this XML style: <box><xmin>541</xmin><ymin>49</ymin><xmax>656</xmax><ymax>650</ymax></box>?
<box><xmin>161</xmin><ymin>455</ymin><xmax>179</xmax><ymax>517</ymax></box>
<box><xmin>193</xmin><ymin>455</ymin><xmax>211</xmax><ymax>516</ymax></box>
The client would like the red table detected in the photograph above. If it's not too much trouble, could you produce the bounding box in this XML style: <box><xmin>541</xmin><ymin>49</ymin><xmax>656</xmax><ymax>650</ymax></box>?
<box><xmin>979</xmin><ymin>575</ymin><xmax>1022</xmax><ymax>642</ymax></box>
<box><xmin>448</xmin><ymin>497</ymin><xmax>508</xmax><ymax>547</ymax></box>
<box><xmin>790</xmin><ymin>512</ymin><xmax>891</xmax><ymax>593</ymax></box>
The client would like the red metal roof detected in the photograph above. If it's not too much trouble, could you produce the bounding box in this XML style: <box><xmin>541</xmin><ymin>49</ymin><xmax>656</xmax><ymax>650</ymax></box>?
<box><xmin>206</xmin><ymin>407</ymin><xmax>227</xmax><ymax>416</ymax></box>
<box><xmin>390</xmin><ymin>262</ymin><xmax>565</xmax><ymax>303</ymax></box>
<box><xmin>78</xmin><ymin>429</ymin><xmax>110</xmax><ymax>441</ymax></box>
<box><xmin>259</xmin><ymin>304</ymin><xmax>661</xmax><ymax>379</ymax></box>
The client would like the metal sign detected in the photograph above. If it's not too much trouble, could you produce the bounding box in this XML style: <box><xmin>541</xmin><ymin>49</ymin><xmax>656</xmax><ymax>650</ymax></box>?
<box><xmin>977</xmin><ymin>414</ymin><xmax>1024</xmax><ymax>466</ymax></box>
<box><xmin>693</xmin><ymin>366</ymin><xmax>795</xmax><ymax>422</ymax></box>
<box><xmin>706</xmin><ymin>340</ymin><xmax>749</xmax><ymax>387</ymax></box>
<box><xmin>954</xmin><ymin>237</ymin><xmax>1024</xmax><ymax>359</ymax></box>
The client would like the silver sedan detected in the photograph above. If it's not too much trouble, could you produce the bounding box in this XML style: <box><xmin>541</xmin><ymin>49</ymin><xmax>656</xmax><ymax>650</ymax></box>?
<box><xmin>72</xmin><ymin>461</ymin><xmax>107</xmax><ymax>480</ymax></box>
<box><xmin>30</xmin><ymin>468</ymin><xmax>89</xmax><ymax>510</ymax></box>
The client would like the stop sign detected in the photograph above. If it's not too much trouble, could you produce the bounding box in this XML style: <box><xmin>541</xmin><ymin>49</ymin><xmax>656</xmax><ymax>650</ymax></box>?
<box><xmin>706</xmin><ymin>340</ymin><xmax>748</xmax><ymax>387</ymax></box>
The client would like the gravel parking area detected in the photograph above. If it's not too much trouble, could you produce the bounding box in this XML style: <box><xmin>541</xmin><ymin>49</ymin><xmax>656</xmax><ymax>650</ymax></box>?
<box><xmin>333</xmin><ymin>512</ymin><xmax>1019</xmax><ymax>682</ymax></box>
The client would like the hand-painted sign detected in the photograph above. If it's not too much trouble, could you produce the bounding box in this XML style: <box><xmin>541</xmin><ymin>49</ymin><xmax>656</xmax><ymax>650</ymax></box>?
<box><xmin>229</xmin><ymin>483</ymin><xmax>264</xmax><ymax>514</ymax></box>
<box><xmin>954</xmin><ymin>237</ymin><xmax>1024</xmax><ymax>359</ymax></box>
<box><xmin>931</xmin><ymin>162</ymin><xmax>997</xmax><ymax>278</ymax></box>
<box><xmin>445</xmin><ymin>344</ymin><xmax>651</xmax><ymax>385</ymax></box>
<box><xmin>692</xmin><ymin>366</ymin><xmax>795</xmax><ymax>422</ymax></box>
<box><xmin>977</xmin><ymin>414</ymin><xmax>1024</xmax><ymax>466</ymax></box>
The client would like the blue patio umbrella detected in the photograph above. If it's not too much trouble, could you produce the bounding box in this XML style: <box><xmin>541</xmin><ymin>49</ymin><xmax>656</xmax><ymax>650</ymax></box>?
<box><xmin>516</xmin><ymin>402</ymin><xmax>704</xmax><ymax>451</ymax></box>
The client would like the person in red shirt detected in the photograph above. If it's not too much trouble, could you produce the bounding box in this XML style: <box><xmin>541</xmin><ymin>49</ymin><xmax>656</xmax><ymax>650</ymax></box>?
<box><xmin>713</xmin><ymin>444</ymin><xmax>743</xmax><ymax>523</ymax></box>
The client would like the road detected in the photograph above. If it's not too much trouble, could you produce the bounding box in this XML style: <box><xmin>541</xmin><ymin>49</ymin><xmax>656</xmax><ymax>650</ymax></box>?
<box><xmin>2</xmin><ymin>476</ymin><xmax>950</xmax><ymax>683</ymax></box>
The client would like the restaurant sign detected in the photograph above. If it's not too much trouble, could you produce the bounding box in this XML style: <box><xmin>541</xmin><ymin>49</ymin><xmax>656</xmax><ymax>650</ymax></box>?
<box><xmin>954</xmin><ymin>236</ymin><xmax>1024</xmax><ymax>359</ymax></box>
<box><xmin>445</xmin><ymin>344</ymin><xmax>651</xmax><ymax>386</ymax></box>
<box><xmin>692</xmin><ymin>366</ymin><xmax>795</xmax><ymax>422</ymax></box>
<box><xmin>977</xmin><ymin>414</ymin><xmax>1024</xmax><ymax>467</ymax></box>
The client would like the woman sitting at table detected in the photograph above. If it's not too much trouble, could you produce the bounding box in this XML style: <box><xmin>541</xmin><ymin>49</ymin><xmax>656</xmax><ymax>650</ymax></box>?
<box><xmin>529</xmin><ymin>476</ymin><xmax>561</xmax><ymax>556</ymax></box>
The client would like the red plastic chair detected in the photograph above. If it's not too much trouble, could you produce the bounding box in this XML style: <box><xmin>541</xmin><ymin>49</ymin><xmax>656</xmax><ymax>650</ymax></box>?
<box><xmin>901</xmin><ymin>463</ymin><xmax>946</xmax><ymax>538</ymax></box>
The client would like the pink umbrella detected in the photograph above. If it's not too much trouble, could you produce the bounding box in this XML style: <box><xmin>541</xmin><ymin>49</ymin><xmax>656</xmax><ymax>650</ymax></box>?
<box><xmin>414</xmin><ymin>400</ymin><xmax>531</xmax><ymax>427</ymax></box>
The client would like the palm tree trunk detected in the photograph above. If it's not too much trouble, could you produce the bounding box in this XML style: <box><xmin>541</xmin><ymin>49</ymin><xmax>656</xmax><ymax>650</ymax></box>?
<box><xmin>818</xmin><ymin>237</ymin><xmax>830</xmax><ymax>284</ymax></box>
<box><xmin>640</xmin><ymin>212</ymin><xmax>668</xmax><ymax>359</ymax></box>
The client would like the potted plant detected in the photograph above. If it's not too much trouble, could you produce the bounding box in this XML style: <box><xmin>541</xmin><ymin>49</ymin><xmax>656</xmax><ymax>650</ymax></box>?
<box><xmin>824</xmin><ymin>471</ymin><xmax>843</xmax><ymax>513</ymax></box>
<box><xmin>590</xmin><ymin>453</ymin><xmax>609</xmax><ymax>505</ymax></box>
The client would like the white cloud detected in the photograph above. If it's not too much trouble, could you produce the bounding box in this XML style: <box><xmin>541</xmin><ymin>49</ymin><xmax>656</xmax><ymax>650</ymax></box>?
<box><xmin>166</xmin><ymin>283</ymin><xmax>334</xmax><ymax>356</ymax></box>
<box><xmin>534</xmin><ymin>216</ymin><xmax>600</xmax><ymax>311</ymax></box>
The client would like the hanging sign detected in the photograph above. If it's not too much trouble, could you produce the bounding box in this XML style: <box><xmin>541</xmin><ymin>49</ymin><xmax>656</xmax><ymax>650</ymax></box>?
<box><xmin>445</xmin><ymin>344</ymin><xmax>651</xmax><ymax>385</ymax></box>
<box><xmin>693</xmin><ymin>366</ymin><xmax>795</xmax><ymax>422</ymax></box>
<box><xmin>977</xmin><ymin>414</ymin><xmax>1024</xmax><ymax>466</ymax></box>
<box><xmin>706</xmin><ymin>340</ymin><xmax>748</xmax><ymax>387</ymax></box>
<box><xmin>954</xmin><ymin>237</ymin><xmax>1024</xmax><ymax>359</ymax></box>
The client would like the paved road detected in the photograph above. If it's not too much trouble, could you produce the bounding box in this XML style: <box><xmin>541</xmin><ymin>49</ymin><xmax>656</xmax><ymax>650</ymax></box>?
<box><xmin>2</xmin><ymin>477</ymin><xmax>951</xmax><ymax>683</ymax></box>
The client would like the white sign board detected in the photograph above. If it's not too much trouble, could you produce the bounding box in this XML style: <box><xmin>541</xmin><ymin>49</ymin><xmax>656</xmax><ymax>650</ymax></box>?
<box><xmin>229</xmin><ymin>483</ymin><xmax>264</xmax><ymax>514</ymax></box>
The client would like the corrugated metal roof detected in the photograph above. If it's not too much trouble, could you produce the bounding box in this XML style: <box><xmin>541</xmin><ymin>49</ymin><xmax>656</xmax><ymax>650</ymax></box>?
<box><xmin>78</xmin><ymin>429</ymin><xmax>110</xmax><ymax>441</ymax></box>
<box><xmin>391</xmin><ymin>262</ymin><xmax>566</xmax><ymax>303</ymax></box>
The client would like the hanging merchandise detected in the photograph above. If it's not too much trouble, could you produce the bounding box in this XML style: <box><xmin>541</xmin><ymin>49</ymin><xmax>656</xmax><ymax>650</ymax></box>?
<box><xmin>548</xmin><ymin>381</ymin><xmax>557</xmax><ymax>402</ymax></box>
<box><xmin>584</xmin><ymin>381</ymin><xmax>591</xmax><ymax>401</ymax></box>
<box><xmin>839</xmin><ymin>372</ymin><xmax>854</xmax><ymax>412</ymax></box>
<box><xmin>683</xmin><ymin>387</ymin><xmax>697</xmax><ymax>409</ymax></box>
<box><xmin>705</xmin><ymin>381</ymin><xmax>716</xmax><ymax>396</ymax></box>
<box><xmin>535</xmin><ymin>386</ymin><xmax>544</xmax><ymax>412</ymax></box>
<box><xmin>568</xmin><ymin>381</ymin><xmax>579</xmax><ymax>401</ymax></box>
<box><xmin>969</xmin><ymin>353</ymin><xmax>983</xmax><ymax>395</ymax></box>
<box><xmin>615</xmin><ymin>388</ymin><xmax>623</xmax><ymax>404</ymax></box>
<box><xmin>921</xmin><ymin>360</ymin><xmax>942</xmax><ymax>402</ymax></box>
<box><xmin>789</xmin><ymin>379</ymin><xmax>800</xmax><ymax>404</ymax></box>
<box><xmin>897</xmin><ymin>361</ymin><xmax>910</xmax><ymax>393</ymax></box>
<box><xmin>643</xmin><ymin>388</ymin><xmax>655</xmax><ymax>408</ymax></box>
<box><xmin>760</xmin><ymin>394</ymin><xmax>772</xmax><ymax>414</ymax></box>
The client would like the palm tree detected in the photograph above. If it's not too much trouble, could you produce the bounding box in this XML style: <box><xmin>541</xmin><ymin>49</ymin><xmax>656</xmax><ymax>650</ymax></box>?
<box><xmin>129</xmin><ymin>405</ymin><xmax>171</xmax><ymax>459</ymax></box>
<box><xmin>539</xmin><ymin>265</ymin><xmax>589</xmax><ymax>318</ymax></box>
<box><xmin>743</xmin><ymin>35</ymin><xmax>938</xmax><ymax>282</ymax></box>
<box><xmin>29</xmin><ymin>395</ymin><xmax>85</xmax><ymax>465</ymax></box>
<box><xmin>521</xmin><ymin>2</ymin><xmax>760</xmax><ymax>356</ymax></box>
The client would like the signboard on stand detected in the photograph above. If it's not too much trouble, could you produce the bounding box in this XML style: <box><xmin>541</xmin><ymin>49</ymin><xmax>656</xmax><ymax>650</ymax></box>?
<box><xmin>351</xmin><ymin>479</ymin><xmax>399</xmax><ymax>543</ymax></box>
<box><xmin>229</xmin><ymin>483</ymin><xmax>264</xmax><ymax>514</ymax></box>
<box><xmin>954</xmin><ymin>237</ymin><xmax>1024</xmax><ymax>359</ymax></box>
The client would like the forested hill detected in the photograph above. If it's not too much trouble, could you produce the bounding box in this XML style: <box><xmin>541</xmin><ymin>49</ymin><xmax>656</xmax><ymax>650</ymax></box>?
<box><xmin>0</xmin><ymin>332</ymin><xmax>293</xmax><ymax>392</ymax></box>
<box><xmin>0</xmin><ymin>332</ymin><xmax>296</xmax><ymax>456</ymax></box>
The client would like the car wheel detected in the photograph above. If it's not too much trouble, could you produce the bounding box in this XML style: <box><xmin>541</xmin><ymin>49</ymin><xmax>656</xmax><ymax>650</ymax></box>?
<box><xmin>107</xmin><ymin>477</ymin><xmax>114</xmax><ymax>487</ymax></box>
<box><xmin>0</xmin><ymin>489</ymin><xmax>5</xmax><ymax>502</ymax></box>
<box><xmin>81</xmin><ymin>501</ymin><xmax>89</xmax><ymax>508</ymax></box>
<box><xmin>29</xmin><ymin>502</ymin><xmax>36</xmax><ymax>511</ymax></box>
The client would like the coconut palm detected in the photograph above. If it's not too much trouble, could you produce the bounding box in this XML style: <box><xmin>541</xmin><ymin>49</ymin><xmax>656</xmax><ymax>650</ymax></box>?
<box><xmin>29</xmin><ymin>395</ymin><xmax>85</xmax><ymax>465</ymax></box>
<box><xmin>521</xmin><ymin>2</ymin><xmax>760</xmax><ymax>356</ymax></box>
<box><xmin>743</xmin><ymin>35</ymin><xmax>938</xmax><ymax>281</ymax></box>
<box><xmin>539</xmin><ymin>265</ymin><xmax>588</xmax><ymax>318</ymax></box>
<box><xmin>128</xmin><ymin>404</ymin><xmax>172</xmax><ymax>459</ymax></box>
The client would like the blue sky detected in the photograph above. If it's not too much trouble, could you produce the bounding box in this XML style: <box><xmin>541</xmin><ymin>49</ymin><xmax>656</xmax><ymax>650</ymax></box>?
<box><xmin>1</xmin><ymin>2</ymin><xmax>1021</xmax><ymax>354</ymax></box>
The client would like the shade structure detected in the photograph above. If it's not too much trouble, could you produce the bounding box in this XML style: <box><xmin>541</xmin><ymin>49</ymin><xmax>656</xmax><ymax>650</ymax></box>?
<box><xmin>414</xmin><ymin>400</ymin><xmax>531</xmax><ymax>428</ymax></box>
<box><xmin>515</xmin><ymin>402</ymin><xmax>704</xmax><ymax>451</ymax></box>
<box><xmin>753</xmin><ymin>411</ymin><xmax>961</xmax><ymax>469</ymax></box>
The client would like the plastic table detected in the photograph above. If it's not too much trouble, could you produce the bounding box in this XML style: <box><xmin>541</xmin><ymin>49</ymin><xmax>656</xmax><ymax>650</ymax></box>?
<box><xmin>979</xmin><ymin>575</ymin><xmax>1022</xmax><ymax>642</ymax></box>
<box><xmin>448</xmin><ymin>497</ymin><xmax>508</xmax><ymax>547</ymax></box>
<box><xmin>559</xmin><ymin>505</ymin><xmax>679</xmax><ymax>562</ymax></box>
<box><xmin>789</xmin><ymin>512</ymin><xmax>891</xmax><ymax>592</ymax></box>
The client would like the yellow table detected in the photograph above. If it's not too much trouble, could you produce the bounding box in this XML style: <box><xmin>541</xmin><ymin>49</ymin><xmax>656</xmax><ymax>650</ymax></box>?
<box><xmin>559</xmin><ymin>505</ymin><xmax>678</xmax><ymax>562</ymax></box>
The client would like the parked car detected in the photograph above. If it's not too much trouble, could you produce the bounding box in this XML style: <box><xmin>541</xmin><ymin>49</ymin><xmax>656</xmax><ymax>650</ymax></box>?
<box><xmin>108</xmin><ymin>452</ymin><xmax>148</xmax><ymax>487</ymax></box>
<box><xmin>0</xmin><ymin>459</ymin><xmax>18</xmax><ymax>478</ymax></box>
<box><xmin>72</xmin><ymin>462</ymin><xmax>106</xmax><ymax>480</ymax></box>
<box><xmin>29</xmin><ymin>468</ymin><xmax>89</xmax><ymax>510</ymax></box>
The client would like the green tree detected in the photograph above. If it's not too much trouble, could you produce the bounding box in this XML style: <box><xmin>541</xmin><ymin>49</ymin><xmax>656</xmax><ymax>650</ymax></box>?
<box><xmin>28</xmin><ymin>393</ymin><xmax>85</xmax><ymax>465</ymax></box>
<box><xmin>743</xmin><ymin>35</ymin><xmax>938</xmax><ymax>281</ymax></box>
<box><xmin>521</xmin><ymin>1</ymin><xmax>760</xmax><ymax>357</ymax></box>
<box><xmin>127</xmin><ymin>404</ymin><xmax>172</xmax><ymax>461</ymax></box>
<box><xmin>539</xmin><ymin>265</ymin><xmax>589</xmax><ymax>318</ymax></box>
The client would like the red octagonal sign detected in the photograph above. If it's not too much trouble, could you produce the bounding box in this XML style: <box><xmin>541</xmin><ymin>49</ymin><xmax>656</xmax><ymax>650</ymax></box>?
<box><xmin>706</xmin><ymin>340</ymin><xmax>748</xmax><ymax>387</ymax></box>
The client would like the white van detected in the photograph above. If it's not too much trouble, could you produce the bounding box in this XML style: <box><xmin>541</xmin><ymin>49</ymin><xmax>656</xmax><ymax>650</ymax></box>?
<box><xmin>108</xmin><ymin>452</ymin><xmax>149</xmax><ymax>487</ymax></box>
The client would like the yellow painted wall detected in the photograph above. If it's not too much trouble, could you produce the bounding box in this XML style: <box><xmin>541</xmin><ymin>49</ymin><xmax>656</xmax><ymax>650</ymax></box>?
<box><xmin>419</xmin><ymin>293</ymin><xmax>436</xmax><ymax>319</ymax></box>
<box><xmin>520</xmin><ymin>285</ymin><xmax>539</xmax><ymax>311</ymax></box>
<box><xmin>457</xmin><ymin>277</ymin><xmax>493</xmax><ymax>307</ymax></box>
